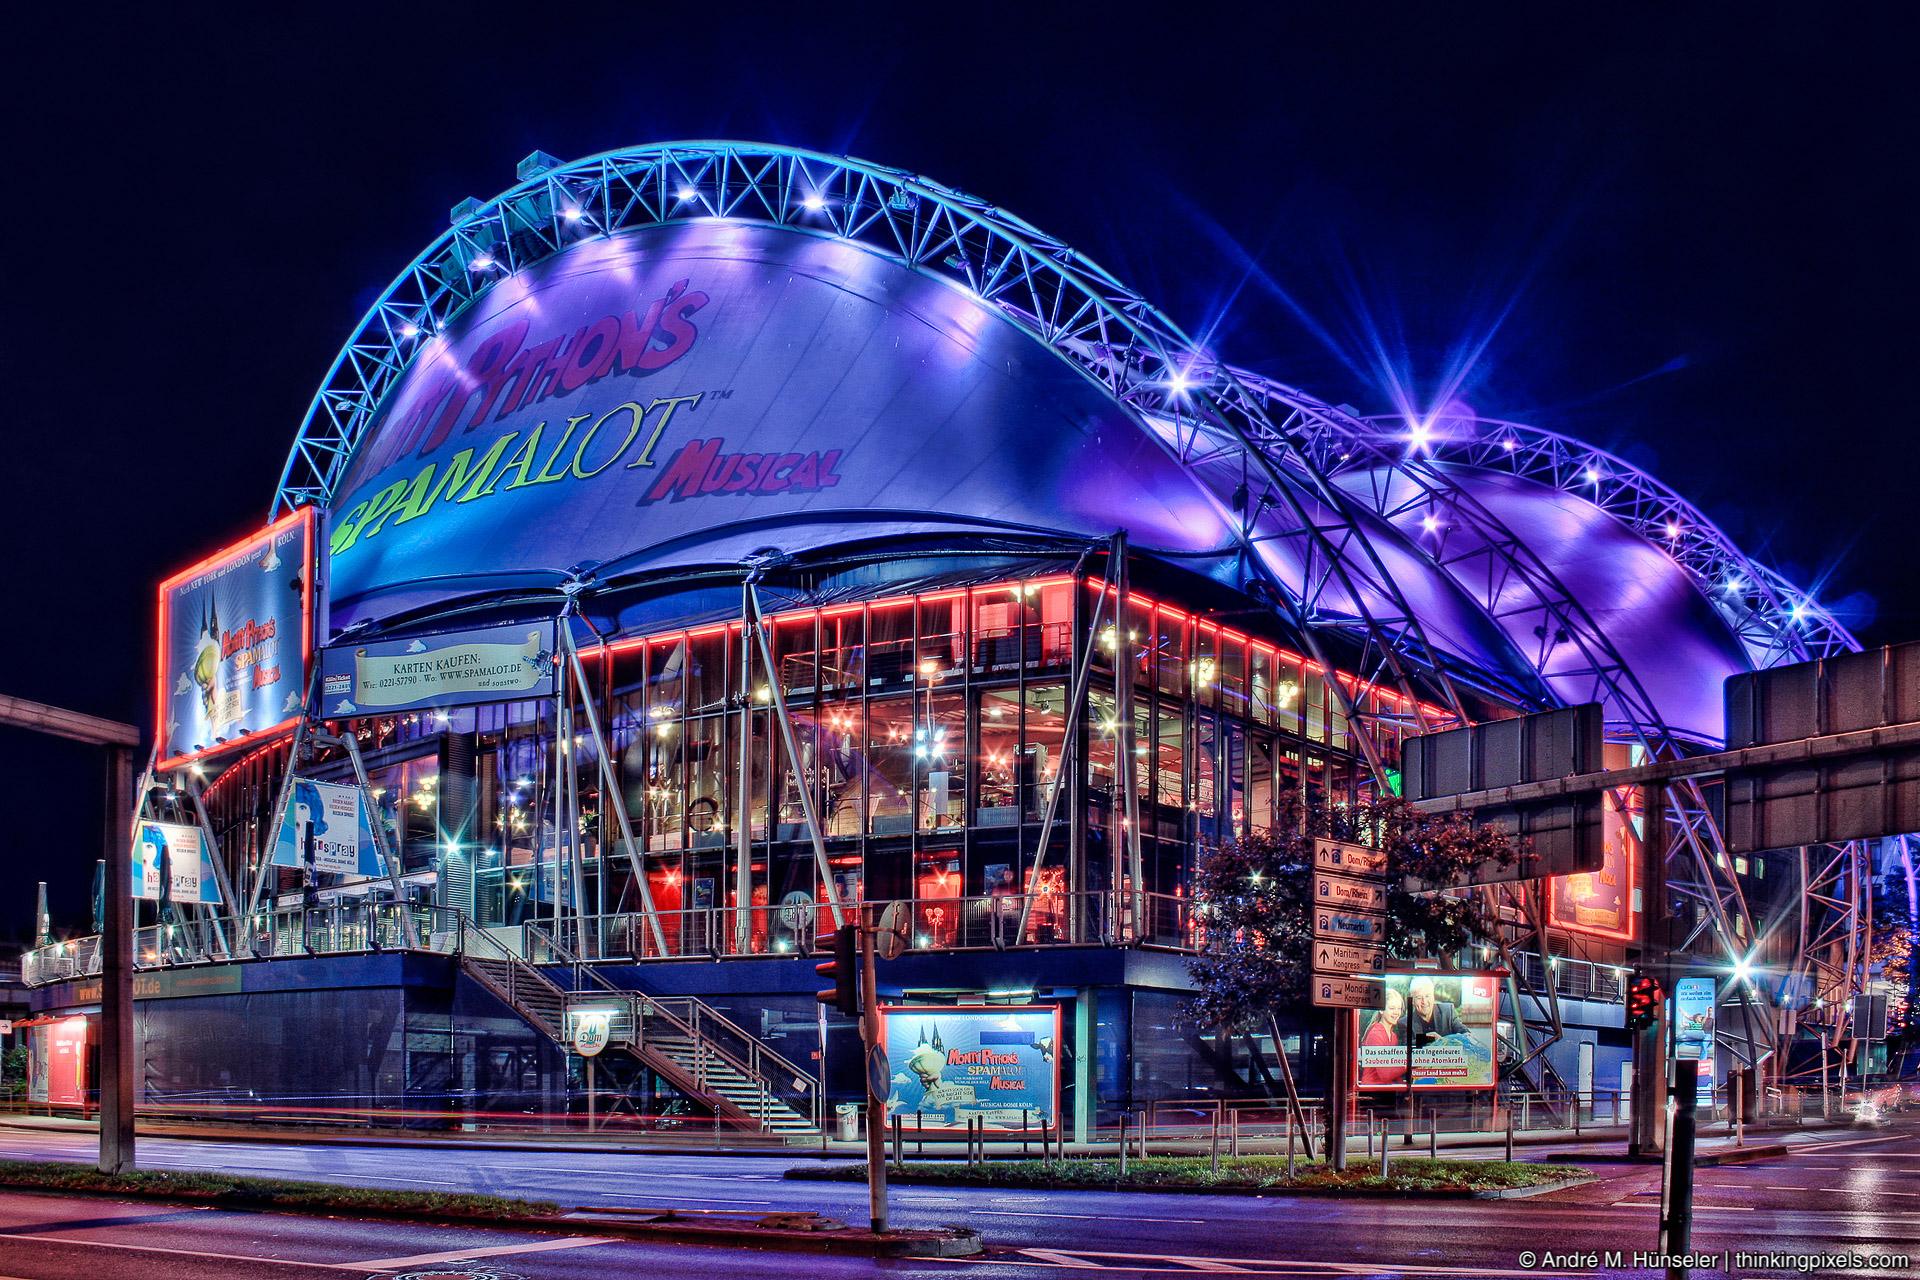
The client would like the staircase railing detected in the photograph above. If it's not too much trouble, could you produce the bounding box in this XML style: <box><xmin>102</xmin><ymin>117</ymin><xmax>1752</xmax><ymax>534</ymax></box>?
<box><xmin>450</xmin><ymin>917</ymin><xmax>566</xmax><ymax>1040</ymax></box>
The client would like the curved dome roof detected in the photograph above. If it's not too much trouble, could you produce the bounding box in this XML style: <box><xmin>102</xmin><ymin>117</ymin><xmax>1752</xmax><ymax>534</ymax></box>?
<box><xmin>282</xmin><ymin>142</ymin><xmax>1852</xmax><ymax>751</ymax></box>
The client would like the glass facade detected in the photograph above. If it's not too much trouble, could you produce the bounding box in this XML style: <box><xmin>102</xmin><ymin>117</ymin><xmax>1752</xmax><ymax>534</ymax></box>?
<box><xmin>198</xmin><ymin>572</ymin><xmax>1432</xmax><ymax>959</ymax></box>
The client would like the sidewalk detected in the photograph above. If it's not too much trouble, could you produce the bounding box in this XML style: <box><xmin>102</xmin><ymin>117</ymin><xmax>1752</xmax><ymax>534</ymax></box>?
<box><xmin>0</xmin><ymin>1109</ymin><xmax>1869</xmax><ymax>1163</ymax></box>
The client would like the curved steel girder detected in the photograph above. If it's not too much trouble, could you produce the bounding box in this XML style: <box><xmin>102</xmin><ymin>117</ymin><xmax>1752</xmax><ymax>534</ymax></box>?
<box><xmin>274</xmin><ymin>140</ymin><xmax>1477</xmax><ymax>784</ymax></box>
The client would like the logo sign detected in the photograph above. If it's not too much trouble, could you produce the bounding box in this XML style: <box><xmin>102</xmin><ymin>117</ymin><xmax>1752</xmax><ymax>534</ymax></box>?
<box><xmin>1313</xmin><ymin>976</ymin><xmax>1385</xmax><ymax>1010</ymax></box>
<box><xmin>572</xmin><ymin>1011</ymin><xmax>613</xmax><ymax>1058</ymax></box>
<box><xmin>1314</xmin><ymin>941</ymin><xmax>1387</xmax><ymax>977</ymax></box>
<box><xmin>1313</xmin><ymin>908</ymin><xmax>1387</xmax><ymax>944</ymax></box>
<box><xmin>1314</xmin><ymin>872</ymin><xmax>1387</xmax><ymax>913</ymax></box>
<box><xmin>271</xmin><ymin>778</ymin><xmax>384</xmax><ymax>876</ymax></box>
<box><xmin>320</xmin><ymin>623</ymin><xmax>554</xmax><ymax>716</ymax></box>
<box><xmin>1673</xmin><ymin>976</ymin><xmax>1718</xmax><ymax>1061</ymax></box>
<box><xmin>158</xmin><ymin>507</ymin><xmax>317</xmax><ymax>769</ymax></box>
<box><xmin>1314</xmin><ymin>838</ymin><xmax>1386</xmax><ymax>878</ymax></box>
<box><xmin>132</xmin><ymin>821</ymin><xmax>222</xmax><ymax>904</ymax></box>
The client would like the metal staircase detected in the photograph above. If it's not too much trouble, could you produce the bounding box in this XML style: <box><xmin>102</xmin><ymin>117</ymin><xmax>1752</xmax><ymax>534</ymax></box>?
<box><xmin>480</xmin><ymin>922</ymin><xmax>819</xmax><ymax>1136</ymax></box>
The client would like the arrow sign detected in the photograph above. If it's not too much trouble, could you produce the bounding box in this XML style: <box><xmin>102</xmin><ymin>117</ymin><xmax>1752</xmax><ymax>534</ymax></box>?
<box><xmin>1313</xmin><ymin>941</ymin><xmax>1386</xmax><ymax>977</ymax></box>
<box><xmin>1313</xmin><ymin>908</ymin><xmax>1387</xmax><ymax>944</ymax></box>
<box><xmin>1313</xmin><ymin>838</ymin><xmax>1386</xmax><ymax>878</ymax></box>
<box><xmin>866</xmin><ymin>1042</ymin><xmax>892</xmax><ymax>1103</ymax></box>
<box><xmin>1314</xmin><ymin>872</ymin><xmax>1387</xmax><ymax>912</ymax></box>
<box><xmin>1312</xmin><ymin>976</ymin><xmax>1385</xmax><ymax>1010</ymax></box>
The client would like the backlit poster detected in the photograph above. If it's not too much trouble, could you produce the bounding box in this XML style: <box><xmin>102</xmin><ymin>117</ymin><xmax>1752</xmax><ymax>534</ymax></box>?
<box><xmin>1550</xmin><ymin>747</ymin><xmax>1637</xmax><ymax>941</ymax></box>
<box><xmin>158</xmin><ymin>507</ymin><xmax>317</xmax><ymax>769</ymax></box>
<box><xmin>319</xmin><ymin>622</ymin><xmax>553</xmax><ymax>715</ymax></box>
<box><xmin>1353</xmin><ymin>973</ymin><xmax>1499</xmax><ymax>1090</ymax></box>
<box><xmin>881</xmin><ymin>1004</ymin><xmax>1060</xmax><ymax>1130</ymax></box>
<box><xmin>270</xmin><ymin>778</ymin><xmax>384</xmax><ymax>877</ymax></box>
<box><xmin>132</xmin><ymin>821</ymin><xmax>222</xmax><ymax>904</ymax></box>
<box><xmin>1673</xmin><ymin>975</ymin><xmax>1718</xmax><ymax>1061</ymax></box>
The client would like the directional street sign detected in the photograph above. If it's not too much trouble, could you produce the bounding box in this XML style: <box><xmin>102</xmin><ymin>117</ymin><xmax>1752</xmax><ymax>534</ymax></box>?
<box><xmin>1313</xmin><ymin>872</ymin><xmax>1386</xmax><ymax>913</ymax></box>
<box><xmin>1313</xmin><ymin>838</ymin><xmax>1387</xmax><ymax>878</ymax></box>
<box><xmin>1313</xmin><ymin>940</ymin><xmax>1386</xmax><ymax>977</ymax></box>
<box><xmin>1313</xmin><ymin>907</ymin><xmax>1387</xmax><ymax>944</ymax></box>
<box><xmin>1312</xmin><ymin>975</ymin><xmax>1386</xmax><ymax>1009</ymax></box>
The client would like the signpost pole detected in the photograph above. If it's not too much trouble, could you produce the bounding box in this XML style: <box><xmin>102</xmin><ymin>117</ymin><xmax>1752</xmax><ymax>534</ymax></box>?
<box><xmin>859</xmin><ymin>903</ymin><xmax>888</xmax><ymax>1233</ymax></box>
<box><xmin>1659</xmin><ymin>1059</ymin><xmax>1699</xmax><ymax>1277</ymax></box>
<box><xmin>1329</xmin><ymin>1011</ymin><xmax>1350</xmax><ymax>1170</ymax></box>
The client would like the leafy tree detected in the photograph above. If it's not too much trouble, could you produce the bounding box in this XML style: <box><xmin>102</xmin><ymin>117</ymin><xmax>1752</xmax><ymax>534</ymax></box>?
<box><xmin>1187</xmin><ymin>795</ymin><xmax>1518</xmax><ymax>1034</ymax></box>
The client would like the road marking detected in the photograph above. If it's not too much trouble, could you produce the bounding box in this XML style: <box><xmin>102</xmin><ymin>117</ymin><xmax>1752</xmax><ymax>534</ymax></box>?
<box><xmin>335</xmin><ymin>1236</ymin><xmax>614</xmax><ymax>1270</ymax></box>
<box><xmin>956</xmin><ymin>1248</ymin><xmax>1588</xmax><ymax>1276</ymax></box>
<box><xmin>0</xmin><ymin>1231</ymin><xmax>356</xmax><ymax>1270</ymax></box>
<box><xmin>976</xmin><ymin>1211</ymin><xmax>1208</xmax><ymax>1223</ymax></box>
<box><xmin>595</xmin><ymin>1193</ymin><xmax>774</xmax><ymax>1205</ymax></box>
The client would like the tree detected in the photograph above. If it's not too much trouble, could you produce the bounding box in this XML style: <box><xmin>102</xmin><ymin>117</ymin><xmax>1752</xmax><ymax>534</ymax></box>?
<box><xmin>1186</xmin><ymin>795</ymin><xmax>1519</xmax><ymax>1034</ymax></box>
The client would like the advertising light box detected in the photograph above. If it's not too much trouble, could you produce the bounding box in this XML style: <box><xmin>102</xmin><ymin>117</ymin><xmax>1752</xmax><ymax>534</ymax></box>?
<box><xmin>270</xmin><ymin>778</ymin><xmax>384</xmax><ymax>877</ymax></box>
<box><xmin>1353</xmin><ymin>972</ymin><xmax>1499</xmax><ymax>1091</ymax></box>
<box><xmin>132</xmin><ymin>821</ymin><xmax>222</xmax><ymax>904</ymax></box>
<box><xmin>158</xmin><ymin>507</ymin><xmax>317</xmax><ymax>769</ymax></box>
<box><xmin>880</xmin><ymin>1004</ymin><xmax>1060</xmax><ymax>1131</ymax></box>
<box><xmin>319</xmin><ymin>623</ymin><xmax>554</xmax><ymax>715</ymax></box>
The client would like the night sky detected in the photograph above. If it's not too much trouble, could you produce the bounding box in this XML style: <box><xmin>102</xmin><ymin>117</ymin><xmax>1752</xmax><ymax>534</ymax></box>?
<box><xmin>3</xmin><ymin>5</ymin><xmax>1914</xmax><ymax>938</ymax></box>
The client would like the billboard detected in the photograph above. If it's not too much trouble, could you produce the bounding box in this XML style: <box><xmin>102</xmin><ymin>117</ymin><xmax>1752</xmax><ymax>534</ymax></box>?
<box><xmin>319</xmin><ymin>622</ymin><xmax>554</xmax><ymax>716</ymax></box>
<box><xmin>1353</xmin><ymin>972</ymin><xmax>1499</xmax><ymax>1091</ymax></box>
<box><xmin>132</xmin><ymin>821</ymin><xmax>223</xmax><ymax>904</ymax></box>
<box><xmin>157</xmin><ymin>507</ymin><xmax>317</xmax><ymax>769</ymax></box>
<box><xmin>1673</xmin><ymin>975</ymin><xmax>1718</xmax><ymax>1062</ymax></box>
<box><xmin>880</xmin><ymin>1004</ymin><xmax>1060</xmax><ymax>1130</ymax></box>
<box><xmin>270</xmin><ymin>778</ymin><xmax>385</xmax><ymax>877</ymax></box>
<box><xmin>1549</xmin><ymin>763</ymin><xmax>1638</xmax><ymax>941</ymax></box>
<box><xmin>321</xmin><ymin>223</ymin><xmax>1238</xmax><ymax>633</ymax></box>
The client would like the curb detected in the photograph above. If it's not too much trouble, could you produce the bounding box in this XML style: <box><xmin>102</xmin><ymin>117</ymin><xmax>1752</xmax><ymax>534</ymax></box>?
<box><xmin>1695</xmin><ymin>1144</ymin><xmax>1789</xmax><ymax>1166</ymax></box>
<box><xmin>0</xmin><ymin>1117</ymin><xmax>806</xmax><ymax>1159</ymax></box>
<box><xmin>783</xmin><ymin>1168</ymin><xmax>1596</xmax><ymax>1200</ymax></box>
<box><xmin>0</xmin><ymin>1180</ymin><xmax>981</xmax><ymax>1258</ymax></box>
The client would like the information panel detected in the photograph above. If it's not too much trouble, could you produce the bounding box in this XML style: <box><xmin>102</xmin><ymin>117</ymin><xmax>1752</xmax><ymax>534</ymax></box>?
<box><xmin>157</xmin><ymin>507</ymin><xmax>317</xmax><ymax>769</ymax></box>
<box><xmin>1353</xmin><ymin>972</ymin><xmax>1499</xmax><ymax>1091</ymax></box>
<box><xmin>880</xmin><ymin>1004</ymin><xmax>1060</xmax><ymax>1131</ymax></box>
<box><xmin>320</xmin><ymin>622</ymin><xmax>554</xmax><ymax>716</ymax></box>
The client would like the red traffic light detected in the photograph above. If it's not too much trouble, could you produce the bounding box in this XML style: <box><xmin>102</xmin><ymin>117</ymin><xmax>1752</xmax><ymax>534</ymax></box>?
<box><xmin>815</xmin><ymin>924</ymin><xmax>859</xmax><ymax>1017</ymax></box>
<box><xmin>1625</xmin><ymin>970</ymin><xmax>1664</xmax><ymax>1032</ymax></box>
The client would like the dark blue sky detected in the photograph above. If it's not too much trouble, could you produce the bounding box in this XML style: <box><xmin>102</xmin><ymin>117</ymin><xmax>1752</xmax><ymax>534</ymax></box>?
<box><xmin>2</xmin><ymin>3</ymin><xmax>1914</xmax><ymax>936</ymax></box>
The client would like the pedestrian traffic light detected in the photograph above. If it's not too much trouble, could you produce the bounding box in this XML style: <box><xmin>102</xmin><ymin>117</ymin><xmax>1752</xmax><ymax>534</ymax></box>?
<box><xmin>816</xmin><ymin>924</ymin><xmax>859</xmax><ymax>1016</ymax></box>
<box><xmin>1626</xmin><ymin>970</ymin><xmax>1664</xmax><ymax>1031</ymax></box>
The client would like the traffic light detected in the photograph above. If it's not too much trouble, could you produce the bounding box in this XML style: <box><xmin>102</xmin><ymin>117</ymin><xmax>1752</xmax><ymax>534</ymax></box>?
<box><xmin>1626</xmin><ymin>970</ymin><xmax>1664</xmax><ymax>1032</ymax></box>
<box><xmin>816</xmin><ymin>924</ymin><xmax>860</xmax><ymax>1016</ymax></box>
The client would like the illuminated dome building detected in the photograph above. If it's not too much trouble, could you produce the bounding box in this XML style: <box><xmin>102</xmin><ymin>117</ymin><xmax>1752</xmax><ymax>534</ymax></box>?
<box><xmin>27</xmin><ymin>144</ymin><xmax>1867</xmax><ymax>1130</ymax></box>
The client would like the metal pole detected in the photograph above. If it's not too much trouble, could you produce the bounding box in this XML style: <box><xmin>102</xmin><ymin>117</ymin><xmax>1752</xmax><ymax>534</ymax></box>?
<box><xmin>1112</xmin><ymin>536</ymin><xmax>1146</xmax><ymax>939</ymax></box>
<box><xmin>1118</xmin><ymin>1112</ymin><xmax>1128</xmax><ymax>1176</ymax></box>
<box><xmin>1329</xmin><ymin>1012</ymin><xmax>1351</xmax><ymax>1170</ymax></box>
<box><xmin>745</xmin><ymin>583</ymin><xmax>844</xmax><ymax>930</ymax></box>
<box><xmin>735</xmin><ymin>589</ymin><xmax>755</xmax><ymax>955</ymax></box>
<box><xmin>1734</xmin><ymin>1072</ymin><xmax>1744</xmax><ymax>1146</ymax></box>
<box><xmin>564</xmin><ymin>637</ymin><xmax>667</xmax><ymax>957</ymax></box>
<box><xmin>859</xmin><ymin>903</ymin><xmax>887</xmax><ymax>1232</ymax></box>
<box><xmin>99</xmin><ymin>744</ymin><xmax>136</xmax><ymax>1174</ymax></box>
<box><xmin>1505</xmin><ymin>1105</ymin><xmax>1515</xmax><ymax>1163</ymax></box>
<box><xmin>586</xmin><ymin>1056</ymin><xmax>596</xmax><ymax>1133</ymax></box>
<box><xmin>334</xmin><ymin>733</ymin><xmax>419</xmax><ymax>948</ymax></box>
<box><xmin>1379</xmin><ymin>1118</ymin><xmax>1391</xmax><ymax>1178</ymax></box>
<box><xmin>1429</xmin><ymin>1111</ymin><xmax>1437</xmax><ymax>1158</ymax></box>
<box><xmin>1285</xmin><ymin>1113</ymin><xmax>1296</xmax><ymax>1178</ymax></box>
<box><xmin>1210</xmin><ymin>1102</ymin><xmax>1220</xmax><ymax>1175</ymax></box>
<box><xmin>1659</xmin><ymin>1059</ymin><xmax>1699</xmax><ymax>1279</ymax></box>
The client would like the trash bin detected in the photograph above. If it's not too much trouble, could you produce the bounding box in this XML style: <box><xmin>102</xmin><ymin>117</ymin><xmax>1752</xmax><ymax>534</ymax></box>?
<box><xmin>835</xmin><ymin>1103</ymin><xmax>860</xmax><ymax>1142</ymax></box>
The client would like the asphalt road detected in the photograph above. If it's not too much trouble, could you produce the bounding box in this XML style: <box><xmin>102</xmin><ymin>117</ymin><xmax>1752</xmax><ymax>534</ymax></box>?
<box><xmin>0</xmin><ymin>1122</ymin><xmax>1915</xmax><ymax>1278</ymax></box>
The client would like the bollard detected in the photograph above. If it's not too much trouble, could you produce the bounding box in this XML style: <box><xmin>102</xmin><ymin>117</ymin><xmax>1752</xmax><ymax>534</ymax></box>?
<box><xmin>1118</xmin><ymin>1113</ymin><xmax>1129</xmax><ymax>1177</ymax></box>
<box><xmin>892</xmin><ymin>1113</ymin><xmax>903</xmax><ymax>1170</ymax></box>
<box><xmin>1231</xmin><ymin>1106</ymin><xmax>1240</xmax><ymax>1158</ymax></box>
<box><xmin>1210</xmin><ymin>1103</ymin><xmax>1221</xmax><ymax>1175</ymax></box>
<box><xmin>1505</xmin><ymin>1106</ymin><xmax>1515</xmax><ymax>1163</ymax></box>
<box><xmin>1429</xmin><ymin>1112</ymin><xmax>1437</xmax><ymax>1159</ymax></box>
<box><xmin>917</xmin><ymin>1110</ymin><xmax>924</xmax><ymax>1157</ymax></box>
<box><xmin>1380</xmin><ymin>1119</ymin><xmax>1391</xmax><ymax>1178</ymax></box>
<box><xmin>1043</xmin><ymin>1116</ymin><xmax>1053</xmax><ymax>1170</ymax></box>
<box><xmin>1285</xmin><ymin>1113</ymin><xmax>1296</xmax><ymax>1179</ymax></box>
<box><xmin>1734</xmin><ymin>1074</ymin><xmax>1744</xmax><ymax>1147</ymax></box>
<box><xmin>1023</xmin><ymin>1107</ymin><xmax>1031</xmax><ymax>1158</ymax></box>
<box><xmin>1366</xmin><ymin>1110</ymin><xmax>1375</xmax><ymax>1160</ymax></box>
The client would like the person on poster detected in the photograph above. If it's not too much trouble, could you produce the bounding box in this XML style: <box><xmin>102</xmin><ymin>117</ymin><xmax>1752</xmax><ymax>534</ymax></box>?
<box><xmin>1360</xmin><ymin>986</ymin><xmax>1407</xmax><ymax>1087</ymax></box>
<box><xmin>1408</xmin><ymin>976</ymin><xmax>1464</xmax><ymax>1044</ymax></box>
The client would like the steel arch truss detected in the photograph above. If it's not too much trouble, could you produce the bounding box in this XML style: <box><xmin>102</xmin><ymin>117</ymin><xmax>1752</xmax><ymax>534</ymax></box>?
<box><xmin>273</xmin><ymin>141</ymin><xmax>1487</xmax><ymax>779</ymax></box>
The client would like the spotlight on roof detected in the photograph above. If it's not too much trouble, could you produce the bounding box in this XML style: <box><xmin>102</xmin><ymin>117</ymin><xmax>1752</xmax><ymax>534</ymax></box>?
<box><xmin>1585</xmin><ymin>468</ymin><xmax>1600</xmax><ymax>483</ymax></box>
<box><xmin>1666</xmin><ymin>521</ymin><xmax>1682</xmax><ymax>539</ymax></box>
<box><xmin>561</xmin><ymin>206</ymin><xmax>583</xmax><ymax>221</ymax></box>
<box><xmin>469</xmin><ymin>253</ymin><xmax>495</xmax><ymax>271</ymax></box>
<box><xmin>801</xmin><ymin>192</ymin><xmax>826</xmax><ymax>211</ymax></box>
<box><xmin>676</xmin><ymin>186</ymin><xmax>697</xmax><ymax>201</ymax></box>
<box><xmin>399</xmin><ymin>322</ymin><xmax>419</xmax><ymax>338</ymax></box>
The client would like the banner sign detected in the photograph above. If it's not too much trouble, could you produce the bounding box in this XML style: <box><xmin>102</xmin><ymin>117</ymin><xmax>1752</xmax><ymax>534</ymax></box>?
<box><xmin>157</xmin><ymin>507</ymin><xmax>316</xmax><ymax>769</ymax></box>
<box><xmin>132</xmin><ymin>821</ymin><xmax>222</xmax><ymax>904</ymax></box>
<box><xmin>881</xmin><ymin>1004</ymin><xmax>1060</xmax><ymax>1131</ymax></box>
<box><xmin>320</xmin><ymin>623</ymin><xmax>554</xmax><ymax>716</ymax></box>
<box><xmin>1353</xmin><ymin>973</ymin><xmax>1499</xmax><ymax>1091</ymax></box>
<box><xmin>1673</xmin><ymin>976</ymin><xmax>1718</xmax><ymax>1061</ymax></box>
<box><xmin>271</xmin><ymin>778</ymin><xmax>385</xmax><ymax>877</ymax></box>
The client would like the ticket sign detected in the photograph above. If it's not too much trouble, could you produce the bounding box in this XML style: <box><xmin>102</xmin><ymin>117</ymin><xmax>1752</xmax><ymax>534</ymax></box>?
<box><xmin>1313</xmin><ymin>976</ymin><xmax>1385</xmax><ymax>1010</ymax></box>
<box><xmin>1314</xmin><ymin>941</ymin><xmax>1387</xmax><ymax>977</ymax></box>
<box><xmin>1314</xmin><ymin>872</ymin><xmax>1386</xmax><ymax>913</ymax></box>
<box><xmin>1314</xmin><ymin>838</ymin><xmax>1386</xmax><ymax>878</ymax></box>
<box><xmin>1313</xmin><ymin>907</ymin><xmax>1387</xmax><ymax>945</ymax></box>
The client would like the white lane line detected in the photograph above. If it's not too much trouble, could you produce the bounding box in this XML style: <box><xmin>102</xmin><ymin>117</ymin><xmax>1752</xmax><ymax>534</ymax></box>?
<box><xmin>595</xmin><ymin>1193</ymin><xmax>774</xmax><ymax>1205</ymax></box>
<box><xmin>0</xmin><ymin>1231</ymin><xmax>353</xmax><ymax>1270</ymax></box>
<box><xmin>334</xmin><ymin>1236</ymin><xmax>614</xmax><ymax>1270</ymax></box>
<box><xmin>975</xmin><ymin>1211</ymin><xmax>1208</xmax><ymax>1223</ymax></box>
<box><xmin>1001</xmin><ymin>1248</ymin><xmax>1586</xmax><ymax>1276</ymax></box>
